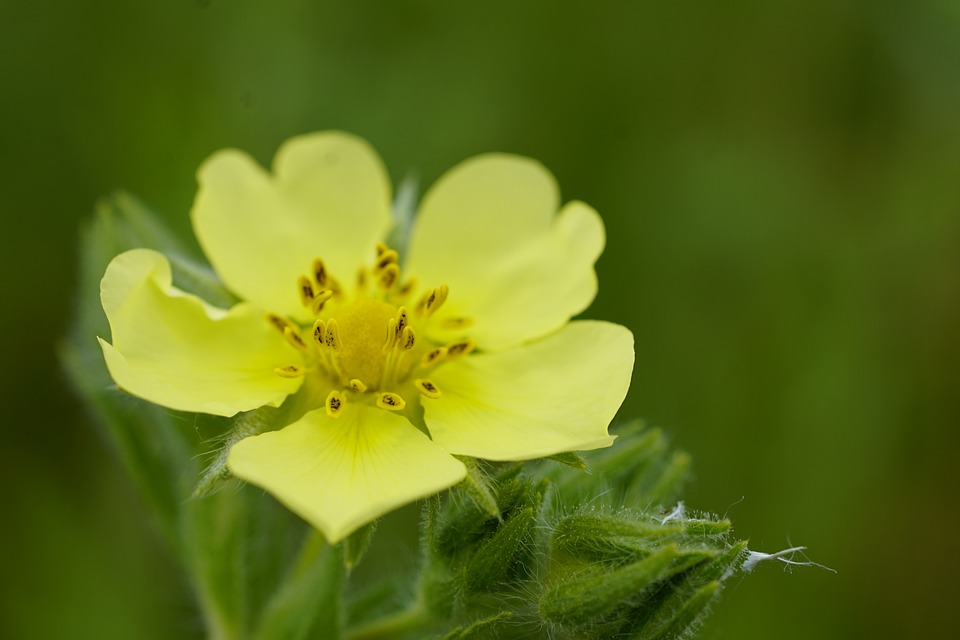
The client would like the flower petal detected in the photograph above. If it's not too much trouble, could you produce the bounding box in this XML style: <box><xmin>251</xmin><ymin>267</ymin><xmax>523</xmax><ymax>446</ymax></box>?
<box><xmin>404</xmin><ymin>154</ymin><xmax>604</xmax><ymax>349</ymax></box>
<box><xmin>191</xmin><ymin>131</ymin><xmax>392</xmax><ymax>319</ymax></box>
<box><xmin>228</xmin><ymin>404</ymin><xmax>466</xmax><ymax>543</ymax></box>
<box><xmin>423</xmin><ymin>321</ymin><xmax>634</xmax><ymax>460</ymax></box>
<box><xmin>99</xmin><ymin>249</ymin><xmax>302</xmax><ymax>416</ymax></box>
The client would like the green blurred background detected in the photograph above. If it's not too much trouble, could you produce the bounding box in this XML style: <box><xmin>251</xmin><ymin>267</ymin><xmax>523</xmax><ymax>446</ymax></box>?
<box><xmin>2</xmin><ymin>1</ymin><xmax>958</xmax><ymax>638</ymax></box>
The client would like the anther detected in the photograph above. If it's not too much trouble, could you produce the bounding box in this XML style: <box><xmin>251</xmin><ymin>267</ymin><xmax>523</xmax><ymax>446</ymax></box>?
<box><xmin>374</xmin><ymin>249</ymin><xmax>399</xmax><ymax>273</ymax></box>
<box><xmin>266</xmin><ymin>313</ymin><xmax>297</xmax><ymax>335</ymax></box>
<box><xmin>283</xmin><ymin>326</ymin><xmax>308</xmax><ymax>352</ymax></box>
<box><xmin>414</xmin><ymin>379</ymin><xmax>441</xmax><ymax>399</ymax></box>
<box><xmin>312</xmin><ymin>319</ymin><xmax>326</xmax><ymax>346</ymax></box>
<box><xmin>445</xmin><ymin>339</ymin><xmax>475</xmax><ymax>360</ymax></box>
<box><xmin>377</xmin><ymin>392</ymin><xmax>406</xmax><ymax>411</ymax></box>
<box><xmin>310</xmin><ymin>289</ymin><xmax>334</xmax><ymax>315</ymax></box>
<box><xmin>378</xmin><ymin>263</ymin><xmax>400</xmax><ymax>291</ymax></box>
<box><xmin>312</xmin><ymin>258</ymin><xmax>328</xmax><ymax>287</ymax></box>
<box><xmin>394</xmin><ymin>307</ymin><xmax>409</xmax><ymax>340</ymax></box>
<box><xmin>417</xmin><ymin>284</ymin><xmax>449</xmax><ymax>318</ymax></box>
<box><xmin>439</xmin><ymin>316</ymin><xmax>474</xmax><ymax>330</ymax></box>
<box><xmin>375</xmin><ymin>242</ymin><xmax>390</xmax><ymax>257</ymax></box>
<box><xmin>274</xmin><ymin>365</ymin><xmax>305</xmax><ymax>378</ymax></box>
<box><xmin>297</xmin><ymin>275</ymin><xmax>315</xmax><ymax>307</ymax></box>
<box><xmin>324</xmin><ymin>319</ymin><xmax>342</xmax><ymax>352</ymax></box>
<box><xmin>400</xmin><ymin>325</ymin><xmax>416</xmax><ymax>351</ymax></box>
<box><xmin>421</xmin><ymin>346</ymin><xmax>447</xmax><ymax>368</ymax></box>
<box><xmin>325</xmin><ymin>390</ymin><xmax>345</xmax><ymax>418</ymax></box>
<box><xmin>349</xmin><ymin>379</ymin><xmax>367</xmax><ymax>393</ymax></box>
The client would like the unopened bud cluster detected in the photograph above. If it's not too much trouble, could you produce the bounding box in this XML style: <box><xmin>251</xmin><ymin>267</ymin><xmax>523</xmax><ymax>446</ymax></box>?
<box><xmin>346</xmin><ymin>421</ymin><xmax>748</xmax><ymax>640</ymax></box>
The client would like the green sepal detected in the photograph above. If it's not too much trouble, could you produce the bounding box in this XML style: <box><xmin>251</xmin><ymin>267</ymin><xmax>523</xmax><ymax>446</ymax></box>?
<box><xmin>343</xmin><ymin>520</ymin><xmax>379</xmax><ymax>573</ymax></box>
<box><xmin>545</xmin><ymin>451</ymin><xmax>589</xmax><ymax>470</ymax></box>
<box><xmin>553</xmin><ymin>512</ymin><xmax>731</xmax><ymax>563</ymax></box>
<box><xmin>454</xmin><ymin>456</ymin><xmax>502</xmax><ymax>519</ymax></box>
<box><xmin>192</xmin><ymin>408</ymin><xmax>283</xmax><ymax>498</ymax></box>
<box><xmin>540</xmin><ymin>544</ymin><xmax>679</xmax><ymax>626</ymax></box>
<box><xmin>463</xmin><ymin>506</ymin><xmax>537</xmax><ymax>593</ymax></box>
<box><xmin>627</xmin><ymin>540</ymin><xmax>748</xmax><ymax>638</ymax></box>
<box><xmin>435</xmin><ymin>466</ymin><xmax>524</xmax><ymax>559</ymax></box>
<box><xmin>641</xmin><ymin>581</ymin><xmax>720</xmax><ymax>640</ymax></box>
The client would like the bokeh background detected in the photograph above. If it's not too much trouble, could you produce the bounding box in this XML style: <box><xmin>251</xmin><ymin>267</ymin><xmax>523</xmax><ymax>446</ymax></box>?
<box><xmin>2</xmin><ymin>1</ymin><xmax>958</xmax><ymax>638</ymax></box>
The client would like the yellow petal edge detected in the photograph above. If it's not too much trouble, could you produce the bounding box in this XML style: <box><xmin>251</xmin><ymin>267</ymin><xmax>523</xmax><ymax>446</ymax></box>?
<box><xmin>423</xmin><ymin>320</ymin><xmax>634</xmax><ymax>460</ymax></box>
<box><xmin>99</xmin><ymin>248</ymin><xmax>302</xmax><ymax>416</ymax></box>
<box><xmin>405</xmin><ymin>154</ymin><xmax>604</xmax><ymax>350</ymax></box>
<box><xmin>228</xmin><ymin>404</ymin><xmax>467</xmax><ymax>543</ymax></box>
<box><xmin>191</xmin><ymin>131</ymin><xmax>393</xmax><ymax>320</ymax></box>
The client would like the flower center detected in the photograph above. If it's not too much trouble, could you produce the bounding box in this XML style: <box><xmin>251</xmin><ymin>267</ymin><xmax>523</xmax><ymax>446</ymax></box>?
<box><xmin>267</xmin><ymin>244</ymin><xmax>476</xmax><ymax>418</ymax></box>
<box><xmin>327</xmin><ymin>296</ymin><xmax>396</xmax><ymax>386</ymax></box>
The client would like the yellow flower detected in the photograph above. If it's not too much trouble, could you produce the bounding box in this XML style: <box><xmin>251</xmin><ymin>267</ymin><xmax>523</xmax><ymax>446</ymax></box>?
<box><xmin>98</xmin><ymin>132</ymin><xmax>634</xmax><ymax>543</ymax></box>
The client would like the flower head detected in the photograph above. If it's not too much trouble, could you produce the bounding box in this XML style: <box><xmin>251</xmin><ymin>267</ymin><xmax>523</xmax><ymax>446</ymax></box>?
<box><xmin>98</xmin><ymin>132</ymin><xmax>634</xmax><ymax>542</ymax></box>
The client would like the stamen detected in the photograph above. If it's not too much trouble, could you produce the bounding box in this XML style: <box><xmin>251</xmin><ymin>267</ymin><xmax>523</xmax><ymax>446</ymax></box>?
<box><xmin>375</xmin><ymin>242</ymin><xmax>390</xmax><ymax>257</ymax></box>
<box><xmin>417</xmin><ymin>284</ymin><xmax>449</xmax><ymax>318</ymax></box>
<box><xmin>275</xmin><ymin>364</ymin><xmax>305</xmax><ymax>378</ymax></box>
<box><xmin>349</xmin><ymin>379</ymin><xmax>367</xmax><ymax>393</ymax></box>
<box><xmin>324</xmin><ymin>319</ymin><xmax>342</xmax><ymax>352</ymax></box>
<box><xmin>374</xmin><ymin>249</ymin><xmax>399</xmax><ymax>273</ymax></box>
<box><xmin>310</xmin><ymin>289</ymin><xmax>334</xmax><ymax>315</ymax></box>
<box><xmin>378</xmin><ymin>263</ymin><xmax>400</xmax><ymax>291</ymax></box>
<box><xmin>377</xmin><ymin>392</ymin><xmax>406</xmax><ymax>411</ymax></box>
<box><xmin>325</xmin><ymin>390</ymin><xmax>345</xmax><ymax>418</ymax></box>
<box><xmin>415</xmin><ymin>379</ymin><xmax>441</xmax><ymax>399</ymax></box>
<box><xmin>266</xmin><ymin>313</ymin><xmax>297</xmax><ymax>335</ymax></box>
<box><xmin>394</xmin><ymin>307</ymin><xmax>409</xmax><ymax>340</ymax></box>
<box><xmin>312</xmin><ymin>257</ymin><xmax>328</xmax><ymax>288</ymax></box>
<box><xmin>382</xmin><ymin>318</ymin><xmax>398</xmax><ymax>353</ymax></box>
<box><xmin>400</xmin><ymin>325</ymin><xmax>416</xmax><ymax>351</ymax></box>
<box><xmin>445</xmin><ymin>339</ymin><xmax>475</xmax><ymax>360</ymax></box>
<box><xmin>283</xmin><ymin>326</ymin><xmax>308</xmax><ymax>352</ymax></box>
<box><xmin>297</xmin><ymin>275</ymin><xmax>315</xmax><ymax>307</ymax></box>
<box><xmin>439</xmin><ymin>316</ymin><xmax>474</xmax><ymax>330</ymax></box>
<box><xmin>421</xmin><ymin>346</ymin><xmax>447</xmax><ymax>368</ymax></box>
<box><xmin>312</xmin><ymin>319</ymin><xmax>326</xmax><ymax>346</ymax></box>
